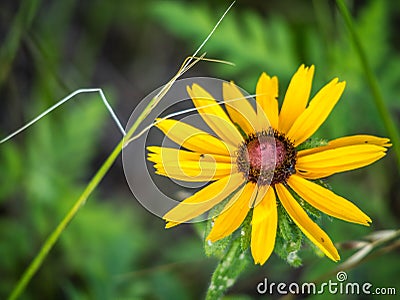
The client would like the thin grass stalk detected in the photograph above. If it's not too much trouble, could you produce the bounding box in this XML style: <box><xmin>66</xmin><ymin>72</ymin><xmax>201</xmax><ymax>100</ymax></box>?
<box><xmin>8</xmin><ymin>67</ymin><xmax>190</xmax><ymax>298</ymax></box>
<box><xmin>7</xmin><ymin>109</ymin><xmax>144</xmax><ymax>300</ymax></box>
<box><xmin>8</xmin><ymin>137</ymin><xmax>123</xmax><ymax>300</ymax></box>
<box><xmin>7</xmin><ymin>2</ymin><xmax>236</xmax><ymax>296</ymax></box>
<box><xmin>336</xmin><ymin>0</ymin><xmax>400</xmax><ymax>171</ymax></box>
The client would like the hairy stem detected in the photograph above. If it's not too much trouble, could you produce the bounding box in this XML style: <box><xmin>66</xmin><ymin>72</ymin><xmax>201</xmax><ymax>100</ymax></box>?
<box><xmin>205</xmin><ymin>237</ymin><xmax>249</xmax><ymax>300</ymax></box>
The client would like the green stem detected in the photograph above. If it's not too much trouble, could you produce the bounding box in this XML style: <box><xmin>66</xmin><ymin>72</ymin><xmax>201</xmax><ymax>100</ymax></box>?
<box><xmin>205</xmin><ymin>237</ymin><xmax>249</xmax><ymax>300</ymax></box>
<box><xmin>336</xmin><ymin>0</ymin><xmax>400</xmax><ymax>171</ymax></box>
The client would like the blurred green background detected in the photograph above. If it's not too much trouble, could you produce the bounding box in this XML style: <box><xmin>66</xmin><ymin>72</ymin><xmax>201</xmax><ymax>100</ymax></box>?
<box><xmin>0</xmin><ymin>0</ymin><xmax>399</xmax><ymax>299</ymax></box>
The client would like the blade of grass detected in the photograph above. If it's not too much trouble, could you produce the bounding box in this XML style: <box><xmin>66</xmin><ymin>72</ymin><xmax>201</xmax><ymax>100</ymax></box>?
<box><xmin>7</xmin><ymin>78</ymin><xmax>179</xmax><ymax>300</ymax></box>
<box><xmin>336</xmin><ymin>0</ymin><xmax>400</xmax><ymax>171</ymax></box>
<box><xmin>7</xmin><ymin>75</ymin><xmax>175</xmax><ymax>300</ymax></box>
<box><xmin>7</xmin><ymin>3</ymin><xmax>236</xmax><ymax>298</ymax></box>
<box><xmin>7</xmin><ymin>135</ymin><xmax>122</xmax><ymax>300</ymax></box>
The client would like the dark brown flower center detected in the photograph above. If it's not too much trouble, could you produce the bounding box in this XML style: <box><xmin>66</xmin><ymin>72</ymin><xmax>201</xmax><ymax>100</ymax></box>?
<box><xmin>236</xmin><ymin>129</ymin><xmax>297</xmax><ymax>185</ymax></box>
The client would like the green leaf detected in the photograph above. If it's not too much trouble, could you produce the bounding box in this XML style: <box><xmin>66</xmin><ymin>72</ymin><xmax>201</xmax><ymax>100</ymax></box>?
<box><xmin>277</xmin><ymin>204</ymin><xmax>294</xmax><ymax>241</ymax></box>
<box><xmin>295</xmin><ymin>137</ymin><xmax>328</xmax><ymax>151</ymax></box>
<box><xmin>204</xmin><ymin>200</ymin><xmax>232</xmax><ymax>259</ymax></box>
<box><xmin>313</xmin><ymin>178</ymin><xmax>332</xmax><ymax>190</ymax></box>
<box><xmin>290</xmin><ymin>188</ymin><xmax>321</xmax><ymax>220</ymax></box>
<box><xmin>275</xmin><ymin>204</ymin><xmax>303</xmax><ymax>267</ymax></box>
<box><xmin>203</xmin><ymin>184</ymin><xmax>246</xmax><ymax>258</ymax></box>
<box><xmin>240</xmin><ymin>210</ymin><xmax>253</xmax><ymax>252</ymax></box>
<box><xmin>303</xmin><ymin>234</ymin><xmax>325</xmax><ymax>258</ymax></box>
<box><xmin>300</xmin><ymin>199</ymin><xmax>321</xmax><ymax>220</ymax></box>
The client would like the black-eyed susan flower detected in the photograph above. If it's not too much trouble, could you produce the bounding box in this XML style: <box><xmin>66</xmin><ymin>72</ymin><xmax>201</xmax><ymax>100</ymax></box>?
<box><xmin>147</xmin><ymin>65</ymin><xmax>391</xmax><ymax>265</ymax></box>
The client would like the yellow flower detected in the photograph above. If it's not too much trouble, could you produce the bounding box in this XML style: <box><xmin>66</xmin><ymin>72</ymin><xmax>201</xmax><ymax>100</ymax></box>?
<box><xmin>147</xmin><ymin>65</ymin><xmax>391</xmax><ymax>265</ymax></box>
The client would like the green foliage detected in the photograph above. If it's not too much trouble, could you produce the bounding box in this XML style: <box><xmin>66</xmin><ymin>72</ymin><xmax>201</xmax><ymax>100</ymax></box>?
<box><xmin>0</xmin><ymin>143</ymin><xmax>22</xmax><ymax>201</ymax></box>
<box><xmin>150</xmin><ymin>1</ymin><xmax>298</xmax><ymax>90</ymax></box>
<box><xmin>320</xmin><ymin>0</ymin><xmax>400</xmax><ymax>138</ymax></box>
<box><xmin>1</xmin><ymin>0</ymin><xmax>400</xmax><ymax>299</ymax></box>
<box><xmin>294</xmin><ymin>191</ymin><xmax>322</xmax><ymax>221</ymax></box>
<box><xmin>296</xmin><ymin>137</ymin><xmax>328</xmax><ymax>152</ymax></box>
<box><xmin>61</xmin><ymin>202</ymin><xmax>147</xmax><ymax>300</ymax></box>
<box><xmin>239</xmin><ymin>210</ymin><xmax>252</xmax><ymax>252</ymax></box>
<box><xmin>0</xmin><ymin>96</ymin><xmax>111</xmax><ymax>298</ymax></box>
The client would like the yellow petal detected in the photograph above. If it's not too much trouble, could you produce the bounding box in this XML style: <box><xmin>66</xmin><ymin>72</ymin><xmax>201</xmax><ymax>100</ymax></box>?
<box><xmin>188</xmin><ymin>84</ymin><xmax>244</xmax><ymax>146</ymax></box>
<box><xmin>279</xmin><ymin>65</ymin><xmax>315</xmax><ymax>133</ymax></box>
<box><xmin>223</xmin><ymin>82</ymin><xmax>259</xmax><ymax>134</ymax></box>
<box><xmin>147</xmin><ymin>146</ymin><xmax>233</xmax><ymax>164</ymax></box>
<box><xmin>206</xmin><ymin>182</ymin><xmax>256</xmax><ymax>242</ymax></box>
<box><xmin>296</xmin><ymin>144</ymin><xmax>387</xmax><ymax>179</ymax></box>
<box><xmin>295</xmin><ymin>171</ymin><xmax>333</xmax><ymax>180</ymax></box>
<box><xmin>298</xmin><ymin>135</ymin><xmax>392</xmax><ymax>157</ymax></box>
<box><xmin>165</xmin><ymin>221</ymin><xmax>180</xmax><ymax>229</ymax></box>
<box><xmin>256</xmin><ymin>104</ymin><xmax>272</xmax><ymax>134</ymax></box>
<box><xmin>164</xmin><ymin>173</ymin><xmax>245</xmax><ymax>226</ymax></box>
<box><xmin>155</xmin><ymin>118</ymin><xmax>234</xmax><ymax>156</ymax></box>
<box><xmin>252</xmin><ymin>184</ymin><xmax>270</xmax><ymax>207</ymax></box>
<box><xmin>288</xmin><ymin>175</ymin><xmax>371</xmax><ymax>225</ymax></box>
<box><xmin>287</xmin><ymin>78</ymin><xmax>346</xmax><ymax>146</ymax></box>
<box><xmin>153</xmin><ymin>160</ymin><xmax>235</xmax><ymax>182</ymax></box>
<box><xmin>275</xmin><ymin>184</ymin><xmax>340</xmax><ymax>261</ymax></box>
<box><xmin>251</xmin><ymin>187</ymin><xmax>277</xmax><ymax>265</ymax></box>
<box><xmin>256</xmin><ymin>72</ymin><xmax>279</xmax><ymax>129</ymax></box>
